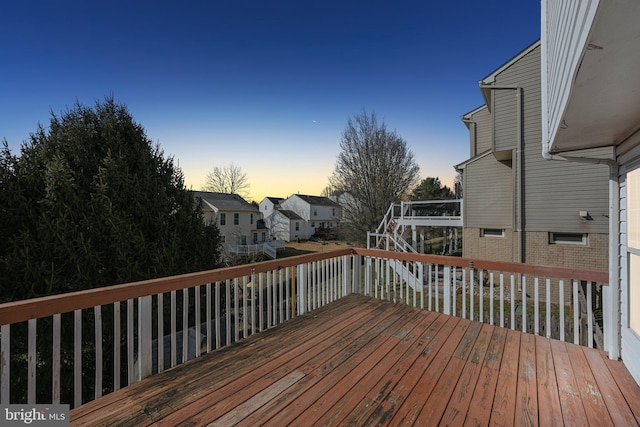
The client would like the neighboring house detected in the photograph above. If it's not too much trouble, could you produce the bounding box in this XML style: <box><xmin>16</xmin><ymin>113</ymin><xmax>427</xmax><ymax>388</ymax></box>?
<box><xmin>456</xmin><ymin>41</ymin><xmax>610</xmax><ymax>273</ymax></box>
<box><xmin>193</xmin><ymin>191</ymin><xmax>265</xmax><ymax>247</ymax></box>
<box><xmin>541</xmin><ymin>0</ymin><xmax>640</xmax><ymax>383</ymax></box>
<box><xmin>265</xmin><ymin>209</ymin><xmax>305</xmax><ymax>241</ymax></box>
<box><xmin>280</xmin><ymin>194</ymin><xmax>342</xmax><ymax>236</ymax></box>
<box><xmin>259</xmin><ymin>197</ymin><xmax>284</xmax><ymax>220</ymax></box>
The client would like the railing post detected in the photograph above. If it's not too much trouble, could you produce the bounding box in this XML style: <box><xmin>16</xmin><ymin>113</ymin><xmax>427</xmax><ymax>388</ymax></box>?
<box><xmin>297</xmin><ymin>263</ymin><xmax>306</xmax><ymax>315</ymax></box>
<box><xmin>443</xmin><ymin>266</ymin><xmax>451</xmax><ymax>315</ymax></box>
<box><xmin>138</xmin><ymin>295</ymin><xmax>153</xmax><ymax>381</ymax></box>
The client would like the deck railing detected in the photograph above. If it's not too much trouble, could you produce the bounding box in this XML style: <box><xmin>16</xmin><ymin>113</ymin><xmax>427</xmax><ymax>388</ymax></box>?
<box><xmin>0</xmin><ymin>248</ymin><xmax>608</xmax><ymax>408</ymax></box>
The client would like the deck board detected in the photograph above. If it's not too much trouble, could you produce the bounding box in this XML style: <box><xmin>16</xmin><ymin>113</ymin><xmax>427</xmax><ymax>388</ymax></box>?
<box><xmin>70</xmin><ymin>294</ymin><xmax>640</xmax><ymax>426</ymax></box>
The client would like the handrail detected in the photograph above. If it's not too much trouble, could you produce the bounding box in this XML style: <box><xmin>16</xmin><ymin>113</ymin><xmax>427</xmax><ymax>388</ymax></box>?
<box><xmin>356</xmin><ymin>248</ymin><xmax>608</xmax><ymax>283</ymax></box>
<box><xmin>0</xmin><ymin>247</ymin><xmax>608</xmax><ymax>326</ymax></box>
<box><xmin>0</xmin><ymin>249</ymin><xmax>353</xmax><ymax>326</ymax></box>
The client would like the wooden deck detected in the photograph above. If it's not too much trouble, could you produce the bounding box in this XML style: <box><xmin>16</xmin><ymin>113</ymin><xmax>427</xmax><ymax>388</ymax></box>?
<box><xmin>71</xmin><ymin>294</ymin><xmax>640</xmax><ymax>426</ymax></box>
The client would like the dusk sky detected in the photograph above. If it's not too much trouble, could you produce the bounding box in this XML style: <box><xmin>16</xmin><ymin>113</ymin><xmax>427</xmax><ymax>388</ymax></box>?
<box><xmin>1</xmin><ymin>1</ymin><xmax>540</xmax><ymax>202</ymax></box>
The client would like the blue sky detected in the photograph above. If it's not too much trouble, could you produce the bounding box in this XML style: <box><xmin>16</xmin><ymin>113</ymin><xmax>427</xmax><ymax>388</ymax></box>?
<box><xmin>1</xmin><ymin>1</ymin><xmax>540</xmax><ymax>202</ymax></box>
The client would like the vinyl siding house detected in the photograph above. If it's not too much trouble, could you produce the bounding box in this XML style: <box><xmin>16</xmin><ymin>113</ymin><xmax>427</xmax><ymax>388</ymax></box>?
<box><xmin>280</xmin><ymin>194</ymin><xmax>342</xmax><ymax>237</ymax></box>
<box><xmin>193</xmin><ymin>191</ymin><xmax>266</xmax><ymax>248</ymax></box>
<box><xmin>258</xmin><ymin>196</ymin><xmax>284</xmax><ymax>220</ymax></box>
<box><xmin>541</xmin><ymin>0</ymin><xmax>640</xmax><ymax>384</ymax></box>
<box><xmin>457</xmin><ymin>41</ymin><xmax>610</xmax><ymax>274</ymax></box>
<box><xmin>265</xmin><ymin>209</ymin><xmax>305</xmax><ymax>241</ymax></box>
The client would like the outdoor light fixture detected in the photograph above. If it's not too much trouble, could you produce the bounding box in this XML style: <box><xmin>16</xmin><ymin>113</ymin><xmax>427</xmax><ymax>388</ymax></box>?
<box><xmin>579</xmin><ymin>210</ymin><xmax>592</xmax><ymax>220</ymax></box>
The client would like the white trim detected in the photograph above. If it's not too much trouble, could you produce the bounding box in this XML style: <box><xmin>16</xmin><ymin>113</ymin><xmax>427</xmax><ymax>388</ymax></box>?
<box><xmin>620</xmin><ymin>160</ymin><xmax>640</xmax><ymax>384</ymax></box>
<box><xmin>549</xmin><ymin>232</ymin><xmax>588</xmax><ymax>245</ymax></box>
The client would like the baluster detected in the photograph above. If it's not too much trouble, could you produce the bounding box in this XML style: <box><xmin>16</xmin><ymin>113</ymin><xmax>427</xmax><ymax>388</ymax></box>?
<box><xmin>75</xmin><ymin>309</ymin><xmax>83</xmax><ymax>406</ymax></box>
<box><xmin>546</xmin><ymin>278</ymin><xmax>551</xmax><ymax>339</ymax></box>
<box><xmin>522</xmin><ymin>276</ymin><xmax>527</xmax><ymax>333</ymax></box>
<box><xmin>182</xmin><ymin>289</ymin><xmax>189</xmax><ymax>363</ymax></box>
<box><xmin>559</xmin><ymin>279</ymin><xmax>565</xmax><ymax>342</ymax></box>
<box><xmin>587</xmin><ymin>281</ymin><xmax>594</xmax><ymax>348</ymax></box>
<box><xmin>114</xmin><ymin>303</ymin><xmax>121</xmax><ymax>391</ymax></box>
<box><xmin>573</xmin><ymin>280</ymin><xmax>579</xmax><ymax>345</ymax></box>
<box><xmin>94</xmin><ymin>306</ymin><xmax>103</xmax><ymax>399</ymax></box>
<box><xmin>171</xmin><ymin>291</ymin><xmax>177</xmax><ymax>367</ymax></box>
<box><xmin>53</xmin><ymin>313</ymin><xmax>61</xmax><ymax>402</ymax></box>
<box><xmin>28</xmin><ymin>318</ymin><xmax>36</xmax><ymax>404</ymax></box>
<box><xmin>206</xmin><ymin>283</ymin><xmax>212</xmax><ymax>352</ymax></box>
<box><xmin>158</xmin><ymin>293</ymin><xmax>164</xmax><ymax>371</ymax></box>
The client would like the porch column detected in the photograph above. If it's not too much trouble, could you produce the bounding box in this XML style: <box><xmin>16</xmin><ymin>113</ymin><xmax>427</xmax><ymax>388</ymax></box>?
<box><xmin>604</xmin><ymin>166</ymin><xmax>621</xmax><ymax>359</ymax></box>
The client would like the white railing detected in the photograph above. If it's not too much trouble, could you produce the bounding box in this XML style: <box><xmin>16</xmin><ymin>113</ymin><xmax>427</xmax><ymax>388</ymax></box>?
<box><xmin>0</xmin><ymin>248</ymin><xmax>608</xmax><ymax>408</ymax></box>
<box><xmin>358</xmin><ymin>249</ymin><xmax>607</xmax><ymax>350</ymax></box>
<box><xmin>229</xmin><ymin>240</ymin><xmax>285</xmax><ymax>259</ymax></box>
<box><xmin>263</xmin><ymin>243</ymin><xmax>276</xmax><ymax>259</ymax></box>
<box><xmin>0</xmin><ymin>249</ymin><xmax>355</xmax><ymax>408</ymax></box>
<box><xmin>370</xmin><ymin>199</ymin><xmax>463</xmax><ymax>251</ymax></box>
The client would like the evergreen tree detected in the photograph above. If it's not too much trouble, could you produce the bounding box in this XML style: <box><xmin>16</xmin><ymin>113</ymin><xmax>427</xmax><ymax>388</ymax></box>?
<box><xmin>410</xmin><ymin>177</ymin><xmax>454</xmax><ymax>200</ymax></box>
<box><xmin>0</xmin><ymin>97</ymin><xmax>221</xmax><ymax>302</ymax></box>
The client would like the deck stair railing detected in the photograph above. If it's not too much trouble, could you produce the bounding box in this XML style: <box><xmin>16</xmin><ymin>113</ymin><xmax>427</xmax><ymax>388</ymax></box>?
<box><xmin>0</xmin><ymin>248</ymin><xmax>608</xmax><ymax>408</ymax></box>
<box><xmin>368</xmin><ymin>199</ymin><xmax>463</xmax><ymax>292</ymax></box>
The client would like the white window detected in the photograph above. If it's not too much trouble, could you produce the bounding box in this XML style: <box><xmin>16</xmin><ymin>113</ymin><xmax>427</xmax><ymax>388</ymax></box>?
<box><xmin>549</xmin><ymin>232</ymin><xmax>587</xmax><ymax>245</ymax></box>
<box><xmin>481</xmin><ymin>228</ymin><xmax>504</xmax><ymax>237</ymax></box>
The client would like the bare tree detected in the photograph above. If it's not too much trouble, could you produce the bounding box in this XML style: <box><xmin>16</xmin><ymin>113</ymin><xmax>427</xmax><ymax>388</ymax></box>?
<box><xmin>203</xmin><ymin>163</ymin><xmax>250</xmax><ymax>197</ymax></box>
<box><xmin>329</xmin><ymin>110</ymin><xmax>420</xmax><ymax>243</ymax></box>
<box><xmin>454</xmin><ymin>171</ymin><xmax>463</xmax><ymax>198</ymax></box>
<box><xmin>320</xmin><ymin>184</ymin><xmax>335</xmax><ymax>198</ymax></box>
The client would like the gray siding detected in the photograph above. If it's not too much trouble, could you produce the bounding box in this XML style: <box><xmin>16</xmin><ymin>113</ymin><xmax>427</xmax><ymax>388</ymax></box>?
<box><xmin>493</xmin><ymin>46</ymin><xmax>541</xmax><ymax>153</ymax></box>
<box><xmin>493</xmin><ymin>89</ymin><xmax>518</xmax><ymax>152</ymax></box>
<box><xmin>472</xmin><ymin>107</ymin><xmax>492</xmax><ymax>155</ymax></box>
<box><xmin>492</xmin><ymin>44</ymin><xmax>609</xmax><ymax>234</ymax></box>
<box><xmin>523</xmin><ymin>145</ymin><xmax>611</xmax><ymax>233</ymax></box>
<box><xmin>464</xmin><ymin>154</ymin><xmax>513</xmax><ymax>229</ymax></box>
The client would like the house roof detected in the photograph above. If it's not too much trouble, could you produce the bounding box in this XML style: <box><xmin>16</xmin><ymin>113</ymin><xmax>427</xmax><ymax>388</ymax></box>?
<box><xmin>192</xmin><ymin>191</ymin><xmax>258</xmax><ymax>212</ymax></box>
<box><xmin>461</xmin><ymin>105</ymin><xmax>489</xmax><ymax>130</ymax></box>
<box><xmin>275</xmin><ymin>210</ymin><xmax>304</xmax><ymax>221</ymax></box>
<box><xmin>479</xmin><ymin>40</ymin><xmax>541</xmax><ymax>108</ymax></box>
<box><xmin>291</xmin><ymin>194</ymin><xmax>341</xmax><ymax>208</ymax></box>
<box><xmin>264</xmin><ymin>197</ymin><xmax>285</xmax><ymax>205</ymax></box>
<box><xmin>454</xmin><ymin>150</ymin><xmax>492</xmax><ymax>171</ymax></box>
<box><xmin>479</xmin><ymin>40</ymin><xmax>540</xmax><ymax>85</ymax></box>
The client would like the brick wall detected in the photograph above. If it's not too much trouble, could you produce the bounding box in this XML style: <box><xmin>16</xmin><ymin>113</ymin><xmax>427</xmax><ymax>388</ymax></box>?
<box><xmin>462</xmin><ymin>228</ymin><xmax>517</xmax><ymax>262</ymax></box>
<box><xmin>463</xmin><ymin>229</ymin><xmax>607</xmax><ymax>306</ymax></box>
<box><xmin>523</xmin><ymin>232</ymin><xmax>608</xmax><ymax>271</ymax></box>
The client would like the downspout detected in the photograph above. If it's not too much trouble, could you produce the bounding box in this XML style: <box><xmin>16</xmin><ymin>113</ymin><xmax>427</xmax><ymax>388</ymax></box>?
<box><xmin>478</xmin><ymin>84</ymin><xmax>524</xmax><ymax>263</ymax></box>
<box><xmin>542</xmin><ymin>141</ymin><xmax>620</xmax><ymax>359</ymax></box>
